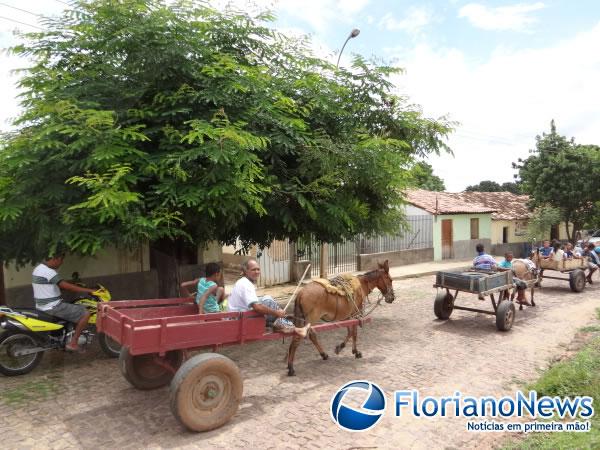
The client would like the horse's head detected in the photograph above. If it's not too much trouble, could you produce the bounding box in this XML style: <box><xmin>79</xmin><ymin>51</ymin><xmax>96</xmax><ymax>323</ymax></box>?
<box><xmin>376</xmin><ymin>260</ymin><xmax>395</xmax><ymax>303</ymax></box>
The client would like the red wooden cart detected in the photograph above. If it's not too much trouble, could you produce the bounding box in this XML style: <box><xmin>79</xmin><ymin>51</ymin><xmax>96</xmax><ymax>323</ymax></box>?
<box><xmin>96</xmin><ymin>297</ymin><xmax>370</xmax><ymax>432</ymax></box>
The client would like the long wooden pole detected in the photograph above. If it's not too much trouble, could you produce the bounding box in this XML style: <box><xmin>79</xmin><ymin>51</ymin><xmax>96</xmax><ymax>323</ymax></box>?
<box><xmin>0</xmin><ymin>262</ymin><xmax>5</xmax><ymax>305</ymax></box>
<box><xmin>283</xmin><ymin>264</ymin><xmax>311</xmax><ymax>312</ymax></box>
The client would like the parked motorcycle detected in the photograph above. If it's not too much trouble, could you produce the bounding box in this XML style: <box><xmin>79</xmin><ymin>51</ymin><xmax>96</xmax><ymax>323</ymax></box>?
<box><xmin>0</xmin><ymin>286</ymin><xmax>121</xmax><ymax>376</ymax></box>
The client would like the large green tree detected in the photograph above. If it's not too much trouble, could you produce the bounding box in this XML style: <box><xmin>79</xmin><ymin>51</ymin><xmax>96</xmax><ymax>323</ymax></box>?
<box><xmin>407</xmin><ymin>161</ymin><xmax>445</xmax><ymax>191</ymax></box>
<box><xmin>514</xmin><ymin>121</ymin><xmax>600</xmax><ymax>242</ymax></box>
<box><xmin>465</xmin><ymin>180</ymin><xmax>521</xmax><ymax>194</ymax></box>
<box><xmin>0</xmin><ymin>1</ymin><xmax>451</xmax><ymax>279</ymax></box>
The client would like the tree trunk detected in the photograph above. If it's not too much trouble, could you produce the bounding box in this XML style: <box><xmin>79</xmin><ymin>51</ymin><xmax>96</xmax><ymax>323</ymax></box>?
<box><xmin>150</xmin><ymin>239</ymin><xmax>200</xmax><ymax>298</ymax></box>
<box><xmin>565</xmin><ymin>220</ymin><xmax>572</xmax><ymax>243</ymax></box>
<box><xmin>150</xmin><ymin>241</ymin><xmax>180</xmax><ymax>298</ymax></box>
<box><xmin>572</xmin><ymin>221</ymin><xmax>583</xmax><ymax>244</ymax></box>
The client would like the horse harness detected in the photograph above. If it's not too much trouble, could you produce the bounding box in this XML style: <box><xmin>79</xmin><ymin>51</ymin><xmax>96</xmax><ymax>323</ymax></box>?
<box><xmin>313</xmin><ymin>270</ymin><xmax>384</xmax><ymax>321</ymax></box>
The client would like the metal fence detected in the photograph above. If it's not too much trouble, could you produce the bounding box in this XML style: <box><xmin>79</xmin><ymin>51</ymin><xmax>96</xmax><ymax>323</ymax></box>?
<box><xmin>358</xmin><ymin>215</ymin><xmax>433</xmax><ymax>253</ymax></box>
<box><xmin>296</xmin><ymin>215</ymin><xmax>433</xmax><ymax>278</ymax></box>
<box><xmin>296</xmin><ymin>236</ymin><xmax>358</xmax><ymax>278</ymax></box>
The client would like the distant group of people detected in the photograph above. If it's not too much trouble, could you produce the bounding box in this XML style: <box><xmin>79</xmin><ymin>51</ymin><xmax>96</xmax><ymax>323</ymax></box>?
<box><xmin>472</xmin><ymin>239</ymin><xmax>599</xmax><ymax>289</ymax></box>
<box><xmin>538</xmin><ymin>239</ymin><xmax>599</xmax><ymax>284</ymax></box>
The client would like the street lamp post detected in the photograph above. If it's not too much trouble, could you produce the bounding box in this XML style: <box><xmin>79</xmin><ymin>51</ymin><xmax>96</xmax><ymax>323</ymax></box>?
<box><xmin>336</xmin><ymin>28</ymin><xmax>360</xmax><ymax>68</ymax></box>
<box><xmin>320</xmin><ymin>28</ymin><xmax>361</xmax><ymax>279</ymax></box>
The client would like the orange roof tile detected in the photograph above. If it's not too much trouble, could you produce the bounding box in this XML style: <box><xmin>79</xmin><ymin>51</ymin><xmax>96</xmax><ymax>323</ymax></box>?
<box><xmin>448</xmin><ymin>192</ymin><xmax>532</xmax><ymax>220</ymax></box>
<box><xmin>405</xmin><ymin>189</ymin><xmax>497</xmax><ymax>215</ymax></box>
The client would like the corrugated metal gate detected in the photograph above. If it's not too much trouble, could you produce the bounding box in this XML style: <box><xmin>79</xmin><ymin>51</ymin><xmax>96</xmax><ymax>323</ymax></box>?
<box><xmin>256</xmin><ymin>240</ymin><xmax>291</xmax><ymax>287</ymax></box>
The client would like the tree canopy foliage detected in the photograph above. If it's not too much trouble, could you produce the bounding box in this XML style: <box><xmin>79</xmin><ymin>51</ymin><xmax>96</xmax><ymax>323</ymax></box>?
<box><xmin>407</xmin><ymin>161</ymin><xmax>445</xmax><ymax>191</ymax></box>
<box><xmin>465</xmin><ymin>180</ymin><xmax>521</xmax><ymax>194</ymax></box>
<box><xmin>0</xmin><ymin>0</ymin><xmax>452</xmax><ymax>264</ymax></box>
<box><xmin>514</xmin><ymin>121</ymin><xmax>600</xmax><ymax>241</ymax></box>
<box><xmin>526</xmin><ymin>206</ymin><xmax>562</xmax><ymax>243</ymax></box>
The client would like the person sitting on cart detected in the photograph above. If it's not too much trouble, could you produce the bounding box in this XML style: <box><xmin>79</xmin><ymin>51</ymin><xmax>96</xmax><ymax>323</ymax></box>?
<box><xmin>473</xmin><ymin>244</ymin><xmax>497</xmax><ymax>271</ymax></box>
<box><xmin>539</xmin><ymin>240</ymin><xmax>553</xmax><ymax>259</ymax></box>
<box><xmin>498</xmin><ymin>252</ymin><xmax>513</xmax><ymax>270</ymax></box>
<box><xmin>32</xmin><ymin>254</ymin><xmax>98</xmax><ymax>352</ymax></box>
<box><xmin>227</xmin><ymin>257</ymin><xmax>311</xmax><ymax>337</ymax></box>
<box><xmin>551</xmin><ymin>241</ymin><xmax>565</xmax><ymax>261</ymax></box>
<box><xmin>563</xmin><ymin>243</ymin><xmax>581</xmax><ymax>260</ymax></box>
<box><xmin>583</xmin><ymin>243</ymin><xmax>599</xmax><ymax>284</ymax></box>
<box><xmin>180</xmin><ymin>262</ymin><xmax>227</xmax><ymax>313</ymax></box>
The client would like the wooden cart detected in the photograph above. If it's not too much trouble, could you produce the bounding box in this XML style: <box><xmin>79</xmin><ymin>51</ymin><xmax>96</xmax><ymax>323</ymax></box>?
<box><xmin>536</xmin><ymin>257</ymin><xmax>588</xmax><ymax>292</ymax></box>
<box><xmin>432</xmin><ymin>270</ymin><xmax>536</xmax><ymax>331</ymax></box>
<box><xmin>96</xmin><ymin>298</ymin><xmax>370</xmax><ymax>432</ymax></box>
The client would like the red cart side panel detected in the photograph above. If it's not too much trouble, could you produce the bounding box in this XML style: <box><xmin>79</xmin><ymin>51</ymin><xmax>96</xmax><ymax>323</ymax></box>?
<box><xmin>97</xmin><ymin>299</ymin><xmax>267</xmax><ymax>356</ymax></box>
<box><xmin>126</xmin><ymin>315</ymin><xmax>266</xmax><ymax>355</ymax></box>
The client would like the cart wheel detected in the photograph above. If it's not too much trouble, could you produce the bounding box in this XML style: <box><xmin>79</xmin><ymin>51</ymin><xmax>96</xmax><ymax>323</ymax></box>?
<box><xmin>434</xmin><ymin>291</ymin><xmax>454</xmax><ymax>320</ymax></box>
<box><xmin>496</xmin><ymin>301</ymin><xmax>515</xmax><ymax>332</ymax></box>
<box><xmin>569</xmin><ymin>269</ymin><xmax>586</xmax><ymax>293</ymax></box>
<box><xmin>170</xmin><ymin>353</ymin><xmax>243</xmax><ymax>432</ymax></box>
<box><xmin>119</xmin><ymin>347</ymin><xmax>183</xmax><ymax>390</ymax></box>
<box><xmin>98</xmin><ymin>332</ymin><xmax>121</xmax><ymax>358</ymax></box>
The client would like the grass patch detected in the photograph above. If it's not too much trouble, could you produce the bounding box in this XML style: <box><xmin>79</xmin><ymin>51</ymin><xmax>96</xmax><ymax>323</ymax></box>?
<box><xmin>1</xmin><ymin>378</ymin><xmax>61</xmax><ymax>406</ymax></box>
<box><xmin>580</xmin><ymin>325</ymin><xmax>600</xmax><ymax>333</ymax></box>
<box><xmin>503</xmin><ymin>338</ymin><xmax>600</xmax><ymax>449</ymax></box>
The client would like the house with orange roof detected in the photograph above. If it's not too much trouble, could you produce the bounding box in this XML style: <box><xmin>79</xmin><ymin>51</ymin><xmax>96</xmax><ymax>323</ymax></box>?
<box><xmin>405</xmin><ymin>190</ymin><xmax>496</xmax><ymax>261</ymax></box>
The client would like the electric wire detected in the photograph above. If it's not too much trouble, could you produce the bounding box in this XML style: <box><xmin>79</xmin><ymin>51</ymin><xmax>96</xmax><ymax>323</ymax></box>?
<box><xmin>0</xmin><ymin>15</ymin><xmax>43</xmax><ymax>30</ymax></box>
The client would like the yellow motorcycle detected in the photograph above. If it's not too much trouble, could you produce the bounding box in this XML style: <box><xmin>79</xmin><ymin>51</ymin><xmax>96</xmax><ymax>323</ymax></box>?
<box><xmin>0</xmin><ymin>286</ymin><xmax>121</xmax><ymax>376</ymax></box>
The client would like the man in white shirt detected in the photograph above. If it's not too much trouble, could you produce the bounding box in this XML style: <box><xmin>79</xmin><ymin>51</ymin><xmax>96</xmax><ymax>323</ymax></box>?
<box><xmin>228</xmin><ymin>258</ymin><xmax>310</xmax><ymax>336</ymax></box>
<box><xmin>32</xmin><ymin>254</ymin><xmax>97</xmax><ymax>351</ymax></box>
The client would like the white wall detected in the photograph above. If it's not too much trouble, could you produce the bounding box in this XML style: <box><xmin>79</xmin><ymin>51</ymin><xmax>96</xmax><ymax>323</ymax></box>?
<box><xmin>4</xmin><ymin>244</ymin><xmax>149</xmax><ymax>289</ymax></box>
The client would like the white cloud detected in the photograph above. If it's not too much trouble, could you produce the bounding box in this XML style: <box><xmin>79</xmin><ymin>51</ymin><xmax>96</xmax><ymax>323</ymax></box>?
<box><xmin>379</xmin><ymin>7</ymin><xmax>433</xmax><ymax>34</ymax></box>
<box><xmin>458</xmin><ymin>2</ymin><xmax>546</xmax><ymax>31</ymax></box>
<box><xmin>391</xmin><ymin>21</ymin><xmax>600</xmax><ymax>191</ymax></box>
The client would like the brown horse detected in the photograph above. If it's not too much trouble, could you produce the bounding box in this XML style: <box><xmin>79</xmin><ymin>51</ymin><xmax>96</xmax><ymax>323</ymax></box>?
<box><xmin>286</xmin><ymin>260</ymin><xmax>395</xmax><ymax>376</ymax></box>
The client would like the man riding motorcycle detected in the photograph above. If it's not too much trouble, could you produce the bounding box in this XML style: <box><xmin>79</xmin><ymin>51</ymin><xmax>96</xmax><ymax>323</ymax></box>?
<box><xmin>32</xmin><ymin>254</ymin><xmax>97</xmax><ymax>351</ymax></box>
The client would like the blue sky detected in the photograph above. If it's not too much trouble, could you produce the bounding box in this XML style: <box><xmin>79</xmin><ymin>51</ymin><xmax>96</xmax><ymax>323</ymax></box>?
<box><xmin>1</xmin><ymin>1</ymin><xmax>599</xmax><ymax>190</ymax></box>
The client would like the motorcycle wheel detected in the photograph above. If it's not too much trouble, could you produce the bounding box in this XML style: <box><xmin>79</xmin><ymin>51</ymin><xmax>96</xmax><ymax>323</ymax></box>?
<box><xmin>0</xmin><ymin>331</ymin><xmax>44</xmax><ymax>376</ymax></box>
<box><xmin>98</xmin><ymin>332</ymin><xmax>121</xmax><ymax>358</ymax></box>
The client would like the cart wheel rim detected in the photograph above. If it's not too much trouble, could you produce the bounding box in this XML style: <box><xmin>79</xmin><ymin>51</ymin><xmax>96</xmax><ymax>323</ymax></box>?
<box><xmin>504</xmin><ymin>308</ymin><xmax>514</xmax><ymax>327</ymax></box>
<box><xmin>191</xmin><ymin>372</ymin><xmax>231</xmax><ymax>411</ymax></box>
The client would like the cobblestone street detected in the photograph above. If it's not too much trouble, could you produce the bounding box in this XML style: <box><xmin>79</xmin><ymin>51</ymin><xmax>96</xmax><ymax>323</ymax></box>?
<box><xmin>1</xmin><ymin>275</ymin><xmax>598</xmax><ymax>449</ymax></box>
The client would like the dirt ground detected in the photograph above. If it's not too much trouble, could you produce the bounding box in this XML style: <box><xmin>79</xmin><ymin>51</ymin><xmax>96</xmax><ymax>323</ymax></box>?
<box><xmin>1</xmin><ymin>275</ymin><xmax>598</xmax><ymax>449</ymax></box>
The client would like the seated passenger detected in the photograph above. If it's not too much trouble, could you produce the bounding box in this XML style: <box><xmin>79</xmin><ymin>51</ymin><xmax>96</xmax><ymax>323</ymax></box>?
<box><xmin>498</xmin><ymin>252</ymin><xmax>513</xmax><ymax>270</ymax></box>
<box><xmin>228</xmin><ymin>258</ymin><xmax>310</xmax><ymax>336</ymax></box>
<box><xmin>539</xmin><ymin>240</ymin><xmax>553</xmax><ymax>259</ymax></box>
<box><xmin>180</xmin><ymin>262</ymin><xmax>227</xmax><ymax>313</ymax></box>
<box><xmin>563</xmin><ymin>243</ymin><xmax>581</xmax><ymax>259</ymax></box>
<box><xmin>551</xmin><ymin>242</ymin><xmax>564</xmax><ymax>261</ymax></box>
<box><xmin>473</xmin><ymin>243</ymin><xmax>497</xmax><ymax>271</ymax></box>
